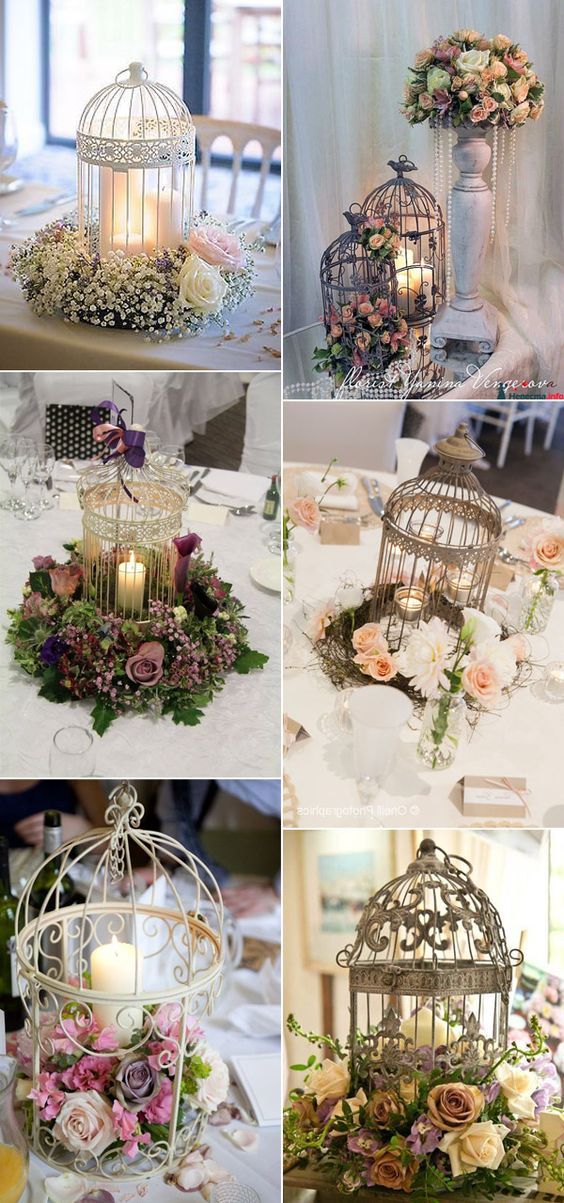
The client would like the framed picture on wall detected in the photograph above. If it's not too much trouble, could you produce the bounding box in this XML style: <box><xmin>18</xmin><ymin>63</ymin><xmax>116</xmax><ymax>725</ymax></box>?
<box><xmin>304</xmin><ymin>848</ymin><xmax>376</xmax><ymax>972</ymax></box>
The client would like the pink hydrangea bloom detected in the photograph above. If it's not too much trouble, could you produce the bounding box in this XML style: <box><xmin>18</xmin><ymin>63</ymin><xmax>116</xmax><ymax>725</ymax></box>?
<box><xmin>143</xmin><ymin>1077</ymin><xmax>173</xmax><ymax>1124</ymax></box>
<box><xmin>61</xmin><ymin>1054</ymin><xmax>117</xmax><ymax>1092</ymax></box>
<box><xmin>29</xmin><ymin>1071</ymin><xmax>66</xmax><ymax>1120</ymax></box>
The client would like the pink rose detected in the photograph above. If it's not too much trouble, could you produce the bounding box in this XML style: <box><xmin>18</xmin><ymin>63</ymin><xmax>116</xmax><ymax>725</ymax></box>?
<box><xmin>530</xmin><ymin>530</ymin><xmax>563</xmax><ymax>571</ymax></box>
<box><xmin>482</xmin><ymin>95</ymin><xmax>498</xmax><ymax>112</ymax></box>
<box><xmin>287</xmin><ymin>496</ymin><xmax>321</xmax><ymax>533</ymax></box>
<box><xmin>368</xmin><ymin>234</ymin><xmax>385</xmax><ymax>250</ymax></box>
<box><xmin>470</xmin><ymin>104</ymin><xmax>488</xmax><ymax>123</ymax></box>
<box><xmin>32</xmin><ymin>555</ymin><xmax>56</xmax><ymax>570</ymax></box>
<box><xmin>52</xmin><ymin>1090</ymin><xmax>115</xmax><ymax>1157</ymax></box>
<box><xmin>462</xmin><ymin>659</ymin><xmax>502</xmax><ymax>710</ymax></box>
<box><xmin>125</xmin><ymin>641</ymin><xmax>165</xmax><ymax>687</ymax></box>
<box><xmin>504</xmin><ymin>52</ymin><xmax>526</xmax><ymax>75</ymax></box>
<box><xmin>352</xmin><ymin>623</ymin><xmax>388</xmax><ymax>657</ymax></box>
<box><xmin>23</xmin><ymin>592</ymin><xmax>50</xmax><ymax>618</ymax></box>
<box><xmin>354</xmin><ymin>651</ymin><xmax>398</xmax><ymax>682</ymax></box>
<box><xmin>505</xmin><ymin>633</ymin><xmax>529</xmax><ymax>663</ymax></box>
<box><xmin>358</xmin><ymin>301</ymin><xmax>374</xmax><ymax>314</ymax></box>
<box><xmin>330</xmin><ymin>324</ymin><xmax>343</xmax><ymax>337</ymax></box>
<box><xmin>48</xmin><ymin>563</ymin><xmax>83</xmax><ymax>598</ymax></box>
<box><xmin>368</xmin><ymin>313</ymin><xmax>383</xmax><ymax>329</ymax></box>
<box><xmin>187</xmin><ymin>225</ymin><xmax>246</xmax><ymax>272</ymax></box>
<box><xmin>341</xmin><ymin>304</ymin><xmax>355</xmax><ymax>322</ymax></box>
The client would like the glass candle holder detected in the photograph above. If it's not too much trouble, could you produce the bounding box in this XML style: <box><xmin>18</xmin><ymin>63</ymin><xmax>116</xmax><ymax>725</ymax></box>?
<box><xmin>395</xmin><ymin>585</ymin><xmax>426</xmax><ymax>623</ymax></box>
<box><xmin>544</xmin><ymin>662</ymin><xmax>564</xmax><ymax>703</ymax></box>
<box><xmin>349</xmin><ymin>686</ymin><xmax>413</xmax><ymax>790</ymax></box>
<box><xmin>445</xmin><ymin>568</ymin><xmax>475</xmax><ymax>604</ymax></box>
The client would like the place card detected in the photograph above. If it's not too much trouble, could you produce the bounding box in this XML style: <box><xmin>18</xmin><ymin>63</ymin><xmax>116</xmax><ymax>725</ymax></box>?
<box><xmin>284</xmin><ymin>714</ymin><xmax>310</xmax><ymax>756</ymax></box>
<box><xmin>187</xmin><ymin>500</ymin><xmax>228</xmax><ymax>526</ymax></box>
<box><xmin>538</xmin><ymin>1108</ymin><xmax>564</xmax><ymax>1195</ymax></box>
<box><xmin>461</xmin><ymin>775</ymin><xmax>529</xmax><ymax>819</ymax></box>
<box><xmin>490</xmin><ymin>561</ymin><xmax>516</xmax><ymax>589</ymax></box>
<box><xmin>319</xmin><ymin>514</ymin><xmax>361</xmax><ymax>545</ymax></box>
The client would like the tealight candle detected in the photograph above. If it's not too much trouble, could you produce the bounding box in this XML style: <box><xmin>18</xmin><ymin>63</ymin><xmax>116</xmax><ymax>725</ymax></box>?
<box><xmin>544</xmin><ymin>662</ymin><xmax>564</xmax><ymax>703</ymax></box>
<box><xmin>408</xmin><ymin>519</ymin><xmax>444</xmax><ymax>543</ymax></box>
<box><xmin>91</xmin><ymin>935</ymin><xmax>144</xmax><ymax>1045</ymax></box>
<box><xmin>117</xmin><ymin>551</ymin><xmax>146</xmax><ymax>616</ymax></box>
<box><xmin>445</xmin><ymin>568</ymin><xmax>474</xmax><ymax>604</ymax></box>
<box><xmin>395</xmin><ymin>586</ymin><xmax>425</xmax><ymax>622</ymax></box>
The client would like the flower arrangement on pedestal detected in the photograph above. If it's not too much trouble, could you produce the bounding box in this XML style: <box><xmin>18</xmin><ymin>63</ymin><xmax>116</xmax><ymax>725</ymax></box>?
<box><xmin>402</xmin><ymin>31</ymin><xmax>544</xmax><ymax>128</ymax></box>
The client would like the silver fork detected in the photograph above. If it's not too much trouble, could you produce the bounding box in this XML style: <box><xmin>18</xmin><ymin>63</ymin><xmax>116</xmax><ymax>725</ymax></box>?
<box><xmin>193</xmin><ymin>496</ymin><xmax>255</xmax><ymax>516</ymax></box>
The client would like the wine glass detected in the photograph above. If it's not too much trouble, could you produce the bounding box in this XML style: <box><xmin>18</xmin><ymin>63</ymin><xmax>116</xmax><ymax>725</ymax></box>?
<box><xmin>33</xmin><ymin>443</ymin><xmax>56</xmax><ymax>510</ymax></box>
<box><xmin>13</xmin><ymin>454</ymin><xmax>41</xmax><ymax>520</ymax></box>
<box><xmin>49</xmin><ymin>727</ymin><xmax>96</xmax><ymax>777</ymax></box>
<box><xmin>0</xmin><ymin>104</ymin><xmax>18</xmax><ymax>211</ymax></box>
<box><xmin>0</xmin><ymin>436</ymin><xmax>35</xmax><ymax>511</ymax></box>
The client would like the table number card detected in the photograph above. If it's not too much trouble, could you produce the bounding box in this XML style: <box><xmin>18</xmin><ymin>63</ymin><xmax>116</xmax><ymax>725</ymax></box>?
<box><xmin>461</xmin><ymin>776</ymin><xmax>529</xmax><ymax>819</ymax></box>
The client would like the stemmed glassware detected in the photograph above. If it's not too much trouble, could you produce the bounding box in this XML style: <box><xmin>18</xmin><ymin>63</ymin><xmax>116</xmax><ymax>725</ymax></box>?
<box><xmin>32</xmin><ymin>442</ymin><xmax>56</xmax><ymax>510</ymax></box>
<box><xmin>0</xmin><ymin>104</ymin><xmax>19</xmax><ymax>217</ymax></box>
<box><xmin>0</xmin><ymin>436</ymin><xmax>36</xmax><ymax>511</ymax></box>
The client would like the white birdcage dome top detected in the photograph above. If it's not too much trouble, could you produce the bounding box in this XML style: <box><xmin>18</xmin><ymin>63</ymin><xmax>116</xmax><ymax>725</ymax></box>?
<box><xmin>76</xmin><ymin>61</ymin><xmax>195</xmax><ymax>170</ymax></box>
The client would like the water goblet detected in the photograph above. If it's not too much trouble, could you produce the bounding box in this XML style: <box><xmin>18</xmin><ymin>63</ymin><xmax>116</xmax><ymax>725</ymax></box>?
<box><xmin>13</xmin><ymin>455</ymin><xmax>41</xmax><ymax>520</ymax></box>
<box><xmin>33</xmin><ymin>442</ymin><xmax>56</xmax><ymax>509</ymax></box>
<box><xmin>49</xmin><ymin>727</ymin><xmax>96</xmax><ymax>777</ymax></box>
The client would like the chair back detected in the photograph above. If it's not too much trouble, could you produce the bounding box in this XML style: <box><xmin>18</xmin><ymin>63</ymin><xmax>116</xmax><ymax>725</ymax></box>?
<box><xmin>193</xmin><ymin>115</ymin><xmax>280</xmax><ymax>217</ymax></box>
<box><xmin>45</xmin><ymin>404</ymin><xmax>110</xmax><ymax>460</ymax></box>
<box><xmin>240</xmin><ymin>373</ymin><xmax>280</xmax><ymax>477</ymax></box>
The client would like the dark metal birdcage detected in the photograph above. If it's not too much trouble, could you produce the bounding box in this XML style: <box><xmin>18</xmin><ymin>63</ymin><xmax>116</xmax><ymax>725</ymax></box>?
<box><xmin>337</xmin><ymin>838</ymin><xmax>522</xmax><ymax>1089</ymax></box>
<box><xmin>371</xmin><ymin>423</ymin><xmax>502</xmax><ymax>648</ymax></box>
<box><xmin>362</xmin><ymin>156</ymin><xmax>446</xmax><ymax>329</ymax></box>
<box><xmin>319</xmin><ymin>206</ymin><xmax>399</xmax><ymax>380</ymax></box>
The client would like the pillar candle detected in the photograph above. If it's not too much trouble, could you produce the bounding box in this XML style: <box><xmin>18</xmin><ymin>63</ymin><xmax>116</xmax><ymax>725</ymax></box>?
<box><xmin>538</xmin><ymin>1108</ymin><xmax>564</xmax><ymax>1195</ymax></box>
<box><xmin>117</xmin><ymin>551</ymin><xmax>146</xmax><ymax>616</ymax></box>
<box><xmin>400</xmin><ymin>1006</ymin><xmax>458</xmax><ymax>1049</ymax></box>
<box><xmin>90</xmin><ymin>936</ymin><xmax>144</xmax><ymax>1045</ymax></box>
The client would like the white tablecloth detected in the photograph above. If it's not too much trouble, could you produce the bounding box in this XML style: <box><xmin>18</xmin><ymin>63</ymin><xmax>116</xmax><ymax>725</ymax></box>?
<box><xmin>0</xmin><ymin>473</ymin><xmax>280</xmax><ymax>777</ymax></box>
<box><xmin>284</xmin><ymin>468</ymin><xmax>564</xmax><ymax>828</ymax></box>
<box><xmin>0</xmin><ymin>185</ymin><xmax>281</xmax><ymax>370</ymax></box>
<box><xmin>25</xmin><ymin>907</ymin><xmax>281</xmax><ymax>1203</ymax></box>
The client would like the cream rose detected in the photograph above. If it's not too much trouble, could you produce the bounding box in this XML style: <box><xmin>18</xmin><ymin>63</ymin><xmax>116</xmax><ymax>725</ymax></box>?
<box><xmin>512</xmin><ymin>76</ymin><xmax>530</xmax><ymax>103</ymax></box>
<box><xmin>440</xmin><ymin>1121</ymin><xmax>507</xmax><ymax>1176</ymax></box>
<box><xmin>307</xmin><ymin>1058</ymin><xmax>350</xmax><ymax>1104</ymax></box>
<box><xmin>495</xmin><ymin>1063</ymin><xmax>540</xmax><ymax>1120</ymax></box>
<box><xmin>287</xmin><ymin>496</ymin><xmax>321</xmax><ymax>533</ymax></box>
<box><xmin>530</xmin><ymin>524</ymin><xmax>564</xmax><ymax>570</ymax></box>
<box><xmin>52</xmin><ymin>1090</ymin><xmax>115</xmax><ymax>1157</ymax></box>
<box><xmin>492</xmin><ymin>34</ymin><xmax>512</xmax><ymax>51</ymax></box>
<box><xmin>493</xmin><ymin>81</ymin><xmax>512</xmax><ymax>104</ymax></box>
<box><xmin>354</xmin><ymin>650</ymin><xmax>398</xmax><ymax>682</ymax></box>
<box><xmin>457</xmin><ymin>48</ymin><xmax>490</xmax><ymax>75</ymax></box>
<box><xmin>509</xmin><ymin>100</ymin><xmax>531</xmax><ymax>124</ymax></box>
<box><xmin>178</xmin><ymin>253</ymin><xmax>227</xmax><ymax>315</ymax></box>
<box><xmin>453</xmin><ymin>29</ymin><xmax>482</xmax><ymax>43</ymax></box>
<box><xmin>331</xmin><ymin>1088</ymin><xmax>368</xmax><ymax>1119</ymax></box>
<box><xmin>368</xmin><ymin>233</ymin><xmax>385</xmax><ymax>250</ymax></box>
<box><xmin>352</xmin><ymin>623</ymin><xmax>388</xmax><ymax>656</ymax></box>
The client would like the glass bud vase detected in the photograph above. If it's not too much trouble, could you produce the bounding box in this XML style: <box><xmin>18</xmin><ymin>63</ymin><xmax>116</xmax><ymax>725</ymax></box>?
<box><xmin>0</xmin><ymin>1056</ymin><xmax>29</xmax><ymax>1203</ymax></box>
<box><xmin>416</xmin><ymin>691</ymin><xmax>466</xmax><ymax>770</ymax></box>
<box><xmin>283</xmin><ymin>537</ymin><xmax>297</xmax><ymax>604</ymax></box>
<box><xmin>518</xmin><ymin>572</ymin><xmax>558</xmax><ymax>634</ymax></box>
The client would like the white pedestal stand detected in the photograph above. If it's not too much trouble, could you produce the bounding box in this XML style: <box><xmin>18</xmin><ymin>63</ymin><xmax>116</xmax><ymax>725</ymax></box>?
<box><xmin>431</xmin><ymin>125</ymin><xmax>499</xmax><ymax>369</ymax></box>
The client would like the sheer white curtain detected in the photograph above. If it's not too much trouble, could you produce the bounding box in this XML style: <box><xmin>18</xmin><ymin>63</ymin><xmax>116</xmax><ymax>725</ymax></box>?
<box><xmin>285</xmin><ymin>0</ymin><xmax>564</xmax><ymax>384</ymax></box>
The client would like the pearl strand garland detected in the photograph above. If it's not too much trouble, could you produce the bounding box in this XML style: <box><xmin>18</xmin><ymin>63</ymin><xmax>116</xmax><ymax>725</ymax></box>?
<box><xmin>490</xmin><ymin>125</ymin><xmax>498</xmax><ymax>243</ymax></box>
<box><xmin>505</xmin><ymin>126</ymin><xmax>517</xmax><ymax>228</ymax></box>
<box><xmin>446</xmin><ymin>125</ymin><xmax>453</xmax><ymax>300</ymax></box>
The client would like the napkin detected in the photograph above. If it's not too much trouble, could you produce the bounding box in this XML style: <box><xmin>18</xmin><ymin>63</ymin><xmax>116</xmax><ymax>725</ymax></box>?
<box><xmin>319</xmin><ymin>494</ymin><xmax>359</xmax><ymax>513</ymax></box>
<box><xmin>202</xmin><ymin>469</ymin><xmax>269</xmax><ymax>504</ymax></box>
<box><xmin>296</xmin><ymin>470</ymin><xmax>357</xmax><ymax>497</ymax></box>
<box><xmin>230</xmin><ymin>1053</ymin><xmax>281</xmax><ymax>1126</ymax></box>
<box><xmin>229</xmin><ymin>1004</ymin><xmax>281</xmax><ymax>1038</ymax></box>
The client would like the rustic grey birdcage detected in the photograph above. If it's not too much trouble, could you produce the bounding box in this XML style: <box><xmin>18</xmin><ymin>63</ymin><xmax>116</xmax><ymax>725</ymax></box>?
<box><xmin>371</xmin><ymin>423</ymin><xmax>502</xmax><ymax>648</ymax></box>
<box><xmin>362</xmin><ymin>156</ymin><xmax>445</xmax><ymax>329</ymax></box>
<box><xmin>337</xmin><ymin>838</ymin><xmax>522</xmax><ymax>1089</ymax></box>
<box><xmin>320</xmin><ymin>206</ymin><xmax>399</xmax><ymax>378</ymax></box>
<box><xmin>15</xmin><ymin>782</ymin><xmax>224</xmax><ymax>1181</ymax></box>
<box><xmin>77</xmin><ymin>61</ymin><xmax>195</xmax><ymax>258</ymax></box>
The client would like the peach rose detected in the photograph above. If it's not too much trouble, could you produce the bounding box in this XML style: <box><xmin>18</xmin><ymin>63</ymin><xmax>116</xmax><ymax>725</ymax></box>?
<box><xmin>529</xmin><ymin>101</ymin><xmax>544</xmax><ymax>120</ymax></box>
<box><xmin>368</xmin><ymin>233</ymin><xmax>385</xmax><ymax>250</ymax></box>
<box><xmin>341</xmin><ymin>304</ymin><xmax>355</xmax><ymax>322</ymax></box>
<box><xmin>509</xmin><ymin>100</ymin><xmax>530</xmax><ymax>123</ymax></box>
<box><xmin>440</xmin><ymin>1121</ymin><xmax>507</xmax><ymax>1177</ymax></box>
<box><xmin>458</xmin><ymin>90</ymin><xmax>469</xmax><ymax>101</ymax></box>
<box><xmin>367</xmin><ymin>1142</ymin><xmax>417</xmax><ymax>1191</ymax></box>
<box><xmin>330</xmin><ymin>323</ymin><xmax>342</xmax><ymax>337</ymax></box>
<box><xmin>308</xmin><ymin>603</ymin><xmax>334</xmax><ymax>643</ymax></box>
<box><xmin>287</xmin><ymin>496</ymin><xmax>321</xmax><ymax>533</ymax></box>
<box><xmin>48</xmin><ymin>564</ymin><xmax>83</xmax><ymax>598</ymax></box>
<box><xmin>482</xmin><ymin>95</ymin><xmax>498</xmax><ymax>113</ymax></box>
<box><xmin>505</xmin><ymin>633</ymin><xmax>529</xmax><ymax>662</ymax></box>
<box><xmin>291</xmin><ymin>1096</ymin><xmax>319</xmax><ymax>1129</ymax></box>
<box><xmin>365</xmin><ymin>1090</ymin><xmax>404</xmax><ymax>1127</ymax></box>
<box><xmin>453</xmin><ymin>29</ymin><xmax>482</xmax><ymax>43</ymax></box>
<box><xmin>451</xmin><ymin>76</ymin><xmax>463</xmax><ymax>89</ymax></box>
<box><xmin>469</xmin><ymin>104</ymin><xmax>488</xmax><ymax>123</ymax></box>
<box><xmin>354</xmin><ymin>651</ymin><xmax>398</xmax><ymax>682</ymax></box>
<box><xmin>356</xmin><ymin>332</ymin><xmax>371</xmax><ymax>351</ymax></box>
<box><xmin>187</xmin><ymin>225</ymin><xmax>246</xmax><ymax>271</ymax></box>
<box><xmin>490</xmin><ymin>59</ymin><xmax>508</xmax><ymax>79</ymax></box>
<box><xmin>461</xmin><ymin>658</ymin><xmax>502</xmax><ymax>710</ymax></box>
<box><xmin>492</xmin><ymin>34</ymin><xmax>512</xmax><ymax>51</ymax></box>
<box><xmin>352</xmin><ymin>623</ymin><xmax>388</xmax><ymax>656</ymax></box>
<box><xmin>513</xmin><ymin>49</ymin><xmax>529</xmax><ymax>65</ymax></box>
<box><xmin>512</xmin><ymin>76</ymin><xmax>530</xmax><ymax>103</ymax></box>
<box><xmin>368</xmin><ymin>313</ymin><xmax>383</xmax><ymax>328</ymax></box>
<box><xmin>427</xmin><ymin>1083</ymin><xmax>484</xmax><ymax>1131</ymax></box>
<box><xmin>418</xmin><ymin>92</ymin><xmax>434</xmax><ymax>110</ymax></box>
<box><xmin>530</xmin><ymin>528</ymin><xmax>564</xmax><ymax>570</ymax></box>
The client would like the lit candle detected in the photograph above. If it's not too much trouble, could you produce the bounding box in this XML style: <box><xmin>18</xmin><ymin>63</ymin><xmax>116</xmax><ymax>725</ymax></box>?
<box><xmin>99</xmin><ymin>167</ymin><xmax>159</xmax><ymax>257</ymax></box>
<box><xmin>397</xmin><ymin>261</ymin><xmax>434</xmax><ymax>317</ymax></box>
<box><xmin>544</xmin><ymin>662</ymin><xmax>564</xmax><ymax>703</ymax></box>
<box><xmin>90</xmin><ymin>936</ymin><xmax>144</xmax><ymax>1045</ymax></box>
<box><xmin>400</xmin><ymin>1006</ymin><xmax>458</xmax><ymax>1049</ymax></box>
<box><xmin>445</xmin><ymin>568</ymin><xmax>475</xmax><ymax>604</ymax></box>
<box><xmin>117</xmin><ymin>551</ymin><xmax>146</xmax><ymax>616</ymax></box>
<box><xmin>395</xmin><ymin>586</ymin><xmax>425</xmax><ymax>622</ymax></box>
<box><xmin>409</xmin><ymin>519</ymin><xmax>444</xmax><ymax>542</ymax></box>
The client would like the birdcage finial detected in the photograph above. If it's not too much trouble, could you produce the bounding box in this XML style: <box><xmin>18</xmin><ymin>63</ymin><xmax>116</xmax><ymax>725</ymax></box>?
<box><xmin>387</xmin><ymin>155</ymin><xmax>417</xmax><ymax>177</ymax></box>
<box><xmin>434</xmin><ymin>421</ymin><xmax>485</xmax><ymax>464</ymax></box>
<box><xmin>105</xmin><ymin>782</ymin><xmax>144</xmax><ymax>881</ymax></box>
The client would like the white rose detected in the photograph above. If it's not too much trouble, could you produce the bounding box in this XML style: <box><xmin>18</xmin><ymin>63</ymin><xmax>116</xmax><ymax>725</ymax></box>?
<box><xmin>495</xmin><ymin>1063</ymin><xmax>540</xmax><ymax>1120</ymax></box>
<box><xmin>462</xmin><ymin>607</ymin><xmax>502</xmax><ymax>644</ymax></box>
<box><xmin>458</xmin><ymin>48</ymin><xmax>490</xmax><ymax>74</ymax></box>
<box><xmin>493</xmin><ymin>82</ymin><xmax>513</xmax><ymax>104</ymax></box>
<box><xmin>334</xmin><ymin>582</ymin><xmax>364</xmax><ymax>611</ymax></box>
<box><xmin>306</xmin><ymin>1057</ymin><xmax>350</xmax><ymax>1104</ymax></box>
<box><xmin>45</xmin><ymin>1173</ymin><xmax>98</xmax><ymax>1203</ymax></box>
<box><xmin>52</xmin><ymin>1090</ymin><xmax>115</xmax><ymax>1157</ymax></box>
<box><xmin>178</xmin><ymin>253</ymin><xmax>227</xmax><ymax>315</ymax></box>
<box><xmin>440</xmin><ymin>1120</ymin><xmax>507</xmax><ymax>1176</ymax></box>
<box><xmin>194</xmin><ymin>1043</ymin><xmax>230</xmax><ymax>1113</ymax></box>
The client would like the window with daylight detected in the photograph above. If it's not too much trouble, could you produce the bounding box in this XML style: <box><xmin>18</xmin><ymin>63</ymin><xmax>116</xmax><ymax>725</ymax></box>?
<box><xmin>43</xmin><ymin>0</ymin><xmax>281</xmax><ymax>163</ymax></box>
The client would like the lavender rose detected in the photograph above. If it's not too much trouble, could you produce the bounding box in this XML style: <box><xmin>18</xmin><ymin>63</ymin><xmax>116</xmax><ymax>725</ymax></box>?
<box><xmin>115</xmin><ymin>1054</ymin><xmax>162</xmax><ymax>1112</ymax></box>
<box><xmin>125</xmin><ymin>641</ymin><xmax>165</xmax><ymax>687</ymax></box>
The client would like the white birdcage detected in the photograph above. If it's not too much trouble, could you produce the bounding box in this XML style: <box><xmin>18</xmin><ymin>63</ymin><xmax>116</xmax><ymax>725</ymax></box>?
<box><xmin>15</xmin><ymin>783</ymin><xmax>224</xmax><ymax>1181</ymax></box>
<box><xmin>77</xmin><ymin>61</ymin><xmax>195</xmax><ymax>259</ymax></box>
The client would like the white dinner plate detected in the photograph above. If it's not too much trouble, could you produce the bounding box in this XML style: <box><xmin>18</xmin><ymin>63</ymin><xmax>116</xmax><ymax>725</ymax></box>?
<box><xmin>250</xmin><ymin>557</ymin><xmax>281</xmax><ymax>593</ymax></box>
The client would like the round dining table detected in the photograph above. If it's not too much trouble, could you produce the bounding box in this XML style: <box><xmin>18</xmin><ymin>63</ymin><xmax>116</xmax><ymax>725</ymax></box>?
<box><xmin>284</xmin><ymin>465</ymin><xmax>564</xmax><ymax>828</ymax></box>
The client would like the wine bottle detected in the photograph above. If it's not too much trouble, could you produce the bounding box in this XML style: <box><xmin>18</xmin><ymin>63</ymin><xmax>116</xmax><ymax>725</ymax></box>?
<box><xmin>262</xmin><ymin>474</ymin><xmax>280</xmax><ymax>520</ymax></box>
<box><xmin>0</xmin><ymin>836</ymin><xmax>24</xmax><ymax>1032</ymax></box>
<box><xmin>29</xmin><ymin>811</ymin><xmax>77</xmax><ymax>914</ymax></box>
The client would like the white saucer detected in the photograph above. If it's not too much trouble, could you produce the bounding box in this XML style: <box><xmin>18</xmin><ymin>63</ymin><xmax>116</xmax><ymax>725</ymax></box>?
<box><xmin>0</xmin><ymin>174</ymin><xmax>24</xmax><ymax>196</ymax></box>
<box><xmin>250</xmin><ymin>557</ymin><xmax>281</xmax><ymax>593</ymax></box>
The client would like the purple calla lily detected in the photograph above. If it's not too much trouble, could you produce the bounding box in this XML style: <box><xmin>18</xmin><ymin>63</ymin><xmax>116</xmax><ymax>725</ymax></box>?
<box><xmin>173</xmin><ymin>533</ymin><xmax>202</xmax><ymax>595</ymax></box>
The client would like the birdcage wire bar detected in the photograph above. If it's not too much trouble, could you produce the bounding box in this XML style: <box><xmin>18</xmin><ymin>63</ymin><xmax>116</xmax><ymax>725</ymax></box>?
<box><xmin>362</xmin><ymin>157</ymin><xmax>446</xmax><ymax>327</ymax></box>
<box><xmin>15</xmin><ymin>783</ymin><xmax>224</xmax><ymax>1181</ymax></box>
<box><xmin>370</xmin><ymin>423</ymin><xmax>502</xmax><ymax>649</ymax></box>
<box><xmin>337</xmin><ymin>839</ymin><xmax>522</xmax><ymax>1090</ymax></box>
<box><xmin>77</xmin><ymin>61</ymin><xmax>196</xmax><ymax>259</ymax></box>
<box><xmin>78</xmin><ymin>454</ymin><xmax>187</xmax><ymax>619</ymax></box>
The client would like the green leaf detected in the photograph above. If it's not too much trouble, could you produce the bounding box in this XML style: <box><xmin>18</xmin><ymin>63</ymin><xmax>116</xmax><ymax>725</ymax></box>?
<box><xmin>38</xmin><ymin>667</ymin><xmax>71</xmax><ymax>704</ymax></box>
<box><xmin>29</xmin><ymin>570</ymin><xmax>53</xmax><ymax>598</ymax></box>
<box><xmin>233</xmin><ymin>650</ymin><xmax>269</xmax><ymax>674</ymax></box>
<box><xmin>91</xmin><ymin>700</ymin><xmax>116</xmax><ymax>737</ymax></box>
<box><xmin>171</xmin><ymin>706</ymin><xmax>205</xmax><ymax>726</ymax></box>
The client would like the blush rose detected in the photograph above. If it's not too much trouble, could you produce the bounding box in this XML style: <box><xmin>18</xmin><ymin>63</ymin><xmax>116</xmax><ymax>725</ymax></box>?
<box><xmin>187</xmin><ymin>225</ymin><xmax>246</xmax><ymax>271</ymax></box>
<box><xmin>287</xmin><ymin>496</ymin><xmax>321</xmax><ymax>533</ymax></box>
<box><xmin>125</xmin><ymin>641</ymin><xmax>165</xmax><ymax>687</ymax></box>
<box><xmin>52</xmin><ymin>1090</ymin><xmax>115</xmax><ymax>1157</ymax></box>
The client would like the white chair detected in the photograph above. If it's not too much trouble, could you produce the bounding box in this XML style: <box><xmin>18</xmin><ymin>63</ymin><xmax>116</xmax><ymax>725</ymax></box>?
<box><xmin>240</xmin><ymin>373</ymin><xmax>281</xmax><ymax>476</ymax></box>
<box><xmin>283</xmin><ymin>401</ymin><xmax>406</xmax><ymax>473</ymax></box>
<box><xmin>193</xmin><ymin>116</ymin><xmax>280</xmax><ymax>217</ymax></box>
<box><xmin>467</xmin><ymin>401</ymin><xmax>538</xmax><ymax>469</ymax></box>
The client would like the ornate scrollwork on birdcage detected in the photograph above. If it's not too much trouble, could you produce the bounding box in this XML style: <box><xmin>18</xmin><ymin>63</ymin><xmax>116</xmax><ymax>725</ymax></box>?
<box><xmin>77</xmin><ymin>61</ymin><xmax>195</xmax><ymax>258</ymax></box>
<box><xmin>77</xmin><ymin>447</ymin><xmax>187</xmax><ymax>620</ymax></box>
<box><xmin>361</xmin><ymin>156</ymin><xmax>446</xmax><ymax>329</ymax></box>
<box><xmin>337</xmin><ymin>838</ymin><xmax>522</xmax><ymax>1089</ymax></box>
<box><xmin>15</xmin><ymin>782</ymin><xmax>224</xmax><ymax>1182</ymax></box>
<box><xmin>371</xmin><ymin>422</ymin><xmax>502</xmax><ymax>648</ymax></box>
